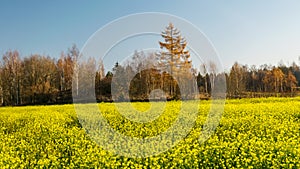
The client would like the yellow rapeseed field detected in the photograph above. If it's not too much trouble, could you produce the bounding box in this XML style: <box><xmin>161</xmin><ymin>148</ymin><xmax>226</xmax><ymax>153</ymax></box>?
<box><xmin>0</xmin><ymin>97</ymin><xmax>299</xmax><ymax>168</ymax></box>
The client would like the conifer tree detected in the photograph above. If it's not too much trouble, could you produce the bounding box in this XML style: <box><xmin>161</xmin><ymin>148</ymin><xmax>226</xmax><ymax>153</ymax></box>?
<box><xmin>157</xmin><ymin>23</ymin><xmax>192</xmax><ymax>99</ymax></box>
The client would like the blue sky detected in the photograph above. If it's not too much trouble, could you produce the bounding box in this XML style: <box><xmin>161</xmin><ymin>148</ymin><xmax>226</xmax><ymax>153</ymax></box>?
<box><xmin>1</xmin><ymin>1</ymin><xmax>300</xmax><ymax>71</ymax></box>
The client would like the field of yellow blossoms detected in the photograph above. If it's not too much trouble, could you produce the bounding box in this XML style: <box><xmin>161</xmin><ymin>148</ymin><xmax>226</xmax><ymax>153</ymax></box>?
<box><xmin>0</xmin><ymin>97</ymin><xmax>299</xmax><ymax>168</ymax></box>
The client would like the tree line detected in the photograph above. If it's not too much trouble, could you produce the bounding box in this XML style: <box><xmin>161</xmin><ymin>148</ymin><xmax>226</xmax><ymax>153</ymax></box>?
<box><xmin>226</xmin><ymin>62</ymin><xmax>299</xmax><ymax>98</ymax></box>
<box><xmin>0</xmin><ymin>23</ymin><xmax>299</xmax><ymax>106</ymax></box>
<box><xmin>0</xmin><ymin>45</ymin><xmax>79</xmax><ymax>105</ymax></box>
<box><xmin>1</xmin><ymin>48</ymin><xmax>299</xmax><ymax>106</ymax></box>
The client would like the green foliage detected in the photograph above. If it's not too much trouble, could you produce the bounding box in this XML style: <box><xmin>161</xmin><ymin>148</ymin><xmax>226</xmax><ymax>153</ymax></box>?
<box><xmin>0</xmin><ymin>98</ymin><xmax>299</xmax><ymax>168</ymax></box>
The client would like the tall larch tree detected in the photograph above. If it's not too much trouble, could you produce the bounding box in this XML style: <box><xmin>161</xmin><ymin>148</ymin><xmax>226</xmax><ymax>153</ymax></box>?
<box><xmin>157</xmin><ymin>23</ymin><xmax>192</xmax><ymax>99</ymax></box>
